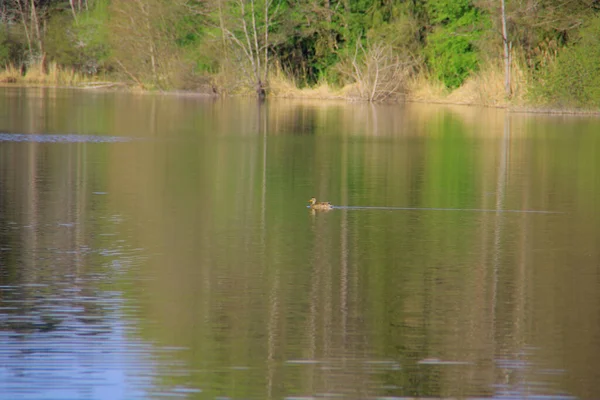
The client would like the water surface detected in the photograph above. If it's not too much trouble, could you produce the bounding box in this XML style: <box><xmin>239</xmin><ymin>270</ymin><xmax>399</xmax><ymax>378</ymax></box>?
<box><xmin>1</xmin><ymin>87</ymin><xmax>599</xmax><ymax>399</ymax></box>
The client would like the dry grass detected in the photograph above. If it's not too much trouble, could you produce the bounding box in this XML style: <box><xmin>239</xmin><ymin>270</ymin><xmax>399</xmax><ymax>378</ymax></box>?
<box><xmin>450</xmin><ymin>59</ymin><xmax>528</xmax><ymax>106</ymax></box>
<box><xmin>407</xmin><ymin>59</ymin><xmax>530</xmax><ymax>107</ymax></box>
<box><xmin>2</xmin><ymin>58</ymin><xmax>541</xmax><ymax>111</ymax></box>
<box><xmin>268</xmin><ymin>66</ymin><xmax>351</xmax><ymax>100</ymax></box>
<box><xmin>406</xmin><ymin>73</ymin><xmax>448</xmax><ymax>102</ymax></box>
<box><xmin>267</xmin><ymin>58</ymin><xmax>532</xmax><ymax>107</ymax></box>
<box><xmin>0</xmin><ymin>61</ymin><xmax>95</xmax><ymax>86</ymax></box>
<box><xmin>0</xmin><ymin>64</ymin><xmax>21</xmax><ymax>83</ymax></box>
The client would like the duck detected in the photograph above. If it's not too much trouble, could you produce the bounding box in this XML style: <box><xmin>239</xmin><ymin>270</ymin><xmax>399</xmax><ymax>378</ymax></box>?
<box><xmin>308</xmin><ymin>197</ymin><xmax>333</xmax><ymax>210</ymax></box>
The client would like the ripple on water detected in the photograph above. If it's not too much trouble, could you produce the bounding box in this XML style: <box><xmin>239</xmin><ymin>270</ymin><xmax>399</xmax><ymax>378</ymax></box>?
<box><xmin>0</xmin><ymin>133</ymin><xmax>133</xmax><ymax>143</ymax></box>
<box><xmin>0</xmin><ymin>236</ymin><xmax>193</xmax><ymax>399</ymax></box>
<box><xmin>0</xmin><ymin>286</ymin><xmax>189</xmax><ymax>399</ymax></box>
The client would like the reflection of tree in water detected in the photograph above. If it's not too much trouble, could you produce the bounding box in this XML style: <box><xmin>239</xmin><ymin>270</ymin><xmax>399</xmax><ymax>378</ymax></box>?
<box><xmin>40</xmin><ymin>97</ymin><xmax>599</xmax><ymax>400</ymax></box>
<box><xmin>0</xmin><ymin>141</ymin><xmax>122</xmax><ymax>335</ymax></box>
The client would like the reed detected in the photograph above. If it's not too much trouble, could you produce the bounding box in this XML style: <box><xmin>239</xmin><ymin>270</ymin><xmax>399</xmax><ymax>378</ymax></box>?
<box><xmin>449</xmin><ymin>59</ymin><xmax>528</xmax><ymax>106</ymax></box>
<box><xmin>268</xmin><ymin>66</ymin><xmax>347</xmax><ymax>100</ymax></box>
<box><xmin>0</xmin><ymin>64</ymin><xmax>21</xmax><ymax>83</ymax></box>
<box><xmin>0</xmin><ymin>61</ymin><xmax>94</xmax><ymax>85</ymax></box>
<box><xmin>406</xmin><ymin>72</ymin><xmax>448</xmax><ymax>102</ymax></box>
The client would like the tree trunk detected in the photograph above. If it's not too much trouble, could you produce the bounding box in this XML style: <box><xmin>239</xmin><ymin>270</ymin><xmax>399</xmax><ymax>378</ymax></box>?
<box><xmin>221</xmin><ymin>0</ymin><xmax>279</xmax><ymax>98</ymax></box>
<box><xmin>256</xmin><ymin>80</ymin><xmax>265</xmax><ymax>99</ymax></box>
<box><xmin>16</xmin><ymin>0</ymin><xmax>33</xmax><ymax>56</ymax></box>
<box><xmin>501</xmin><ymin>0</ymin><xmax>511</xmax><ymax>98</ymax></box>
<box><xmin>69</xmin><ymin>0</ymin><xmax>78</xmax><ymax>23</ymax></box>
<box><xmin>30</xmin><ymin>0</ymin><xmax>42</xmax><ymax>52</ymax></box>
<box><xmin>263</xmin><ymin>0</ymin><xmax>270</xmax><ymax>86</ymax></box>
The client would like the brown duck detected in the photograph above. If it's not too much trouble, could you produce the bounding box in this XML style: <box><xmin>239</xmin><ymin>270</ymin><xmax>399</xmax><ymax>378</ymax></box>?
<box><xmin>308</xmin><ymin>197</ymin><xmax>333</xmax><ymax>210</ymax></box>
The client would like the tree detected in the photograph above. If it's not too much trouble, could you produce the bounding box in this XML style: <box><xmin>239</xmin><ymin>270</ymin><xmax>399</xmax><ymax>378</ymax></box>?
<box><xmin>273</xmin><ymin>0</ymin><xmax>347</xmax><ymax>86</ymax></box>
<box><xmin>501</xmin><ymin>0</ymin><xmax>599</xmax><ymax>71</ymax></box>
<box><xmin>2</xmin><ymin>0</ymin><xmax>77</xmax><ymax>68</ymax></box>
<box><xmin>67</xmin><ymin>0</ymin><xmax>91</xmax><ymax>23</ymax></box>
<box><xmin>44</xmin><ymin>0</ymin><xmax>110</xmax><ymax>74</ymax></box>
<box><xmin>12</xmin><ymin>0</ymin><xmax>45</xmax><ymax>61</ymax></box>
<box><xmin>345</xmin><ymin>40</ymin><xmax>416</xmax><ymax>102</ymax></box>
<box><xmin>109</xmin><ymin>0</ymin><xmax>184</xmax><ymax>89</ymax></box>
<box><xmin>217</xmin><ymin>0</ymin><xmax>282</xmax><ymax>98</ymax></box>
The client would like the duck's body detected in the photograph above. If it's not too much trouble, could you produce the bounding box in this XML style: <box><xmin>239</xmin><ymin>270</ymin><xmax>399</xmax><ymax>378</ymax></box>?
<box><xmin>308</xmin><ymin>197</ymin><xmax>333</xmax><ymax>210</ymax></box>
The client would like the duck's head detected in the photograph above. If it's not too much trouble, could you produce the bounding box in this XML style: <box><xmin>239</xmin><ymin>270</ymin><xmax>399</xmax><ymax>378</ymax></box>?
<box><xmin>308</xmin><ymin>197</ymin><xmax>317</xmax><ymax>205</ymax></box>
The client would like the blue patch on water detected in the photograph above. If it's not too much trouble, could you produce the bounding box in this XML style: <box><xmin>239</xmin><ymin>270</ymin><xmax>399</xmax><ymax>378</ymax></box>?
<box><xmin>0</xmin><ymin>133</ymin><xmax>131</xmax><ymax>143</ymax></box>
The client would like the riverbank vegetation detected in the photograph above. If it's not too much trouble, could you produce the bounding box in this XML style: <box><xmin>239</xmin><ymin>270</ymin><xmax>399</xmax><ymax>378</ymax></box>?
<box><xmin>1</xmin><ymin>0</ymin><xmax>600</xmax><ymax>108</ymax></box>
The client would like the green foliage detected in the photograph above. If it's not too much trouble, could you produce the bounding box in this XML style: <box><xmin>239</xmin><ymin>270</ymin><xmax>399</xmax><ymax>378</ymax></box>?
<box><xmin>108</xmin><ymin>0</ymin><xmax>186</xmax><ymax>89</ymax></box>
<box><xmin>532</xmin><ymin>16</ymin><xmax>600</xmax><ymax>108</ymax></box>
<box><xmin>268</xmin><ymin>0</ymin><xmax>346</xmax><ymax>85</ymax></box>
<box><xmin>2</xmin><ymin>0</ymin><xmax>600</xmax><ymax>106</ymax></box>
<box><xmin>426</xmin><ymin>0</ymin><xmax>473</xmax><ymax>24</ymax></box>
<box><xmin>425</xmin><ymin>28</ymin><xmax>479</xmax><ymax>89</ymax></box>
<box><xmin>424</xmin><ymin>1</ymin><xmax>486</xmax><ymax>88</ymax></box>
<box><xmin>367</xmin><ymin>10</ymin><xmax>421</xmax><ymax>57</ymax></box>
<box><xmin>0</xmin><ymin>24</ymin><xmax>27</xmax><ymax>66</ymax></box>
<box><xmin>276</xmin><ymin>0</ymin><xmax>425</xmax><ymax>86</ymax></box>
<box><xmin>504</xmin><ymin>0</ymin><xmax>599</xmax><ymax>71</ymax></box>
<box><xmin>44</xmin><ymin>1</ymin><xmax>111</xmax><ymax>74</ymax></box>
<box><xmin>172</xmin><ymin>13</ymin><xmax>217</xmax><ymax>73</ymax></box>
<box><xmin>0</xmin><ymin>26</ymin><xmax>10</xmax><ymax>66</ymax></box>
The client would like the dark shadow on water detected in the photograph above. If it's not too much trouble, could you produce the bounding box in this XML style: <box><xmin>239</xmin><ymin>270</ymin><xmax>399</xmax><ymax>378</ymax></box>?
<box><xmin>329</xmin><ymin>206</ymin><xmax>562</xmax><ymax>214</ymax></box>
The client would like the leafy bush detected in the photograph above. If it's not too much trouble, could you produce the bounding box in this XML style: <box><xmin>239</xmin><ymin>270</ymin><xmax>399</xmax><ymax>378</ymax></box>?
<box><xmin>425</xmin><ymin>28</ymin><xmax>479</xmax><ymax>89</ymax></box>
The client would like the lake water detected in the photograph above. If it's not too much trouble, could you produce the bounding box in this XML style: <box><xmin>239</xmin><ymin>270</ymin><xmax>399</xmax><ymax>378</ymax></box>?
<box><xmin>0</xmin><ymin>87</ymin><xmax>599</xmax><ymax>399</ymax></box>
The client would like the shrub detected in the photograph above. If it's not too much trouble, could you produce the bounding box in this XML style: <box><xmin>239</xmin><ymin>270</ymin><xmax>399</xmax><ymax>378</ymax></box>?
<box><xmin>533</xmin><ymin>16</ymin><xmax>600</xmax><ymax>108</ymax></box>
<box><xmin>426</xmin><ymin>27</ymin><xmax>480</xmax><ymax>89</ymax></box>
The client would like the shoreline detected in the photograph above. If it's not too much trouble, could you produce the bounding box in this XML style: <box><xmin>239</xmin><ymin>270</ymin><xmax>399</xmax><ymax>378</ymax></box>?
<box><xmin>2</xmin><ymin>82</ymin><xmax>599</xmax><ymax>116</ymax></box>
